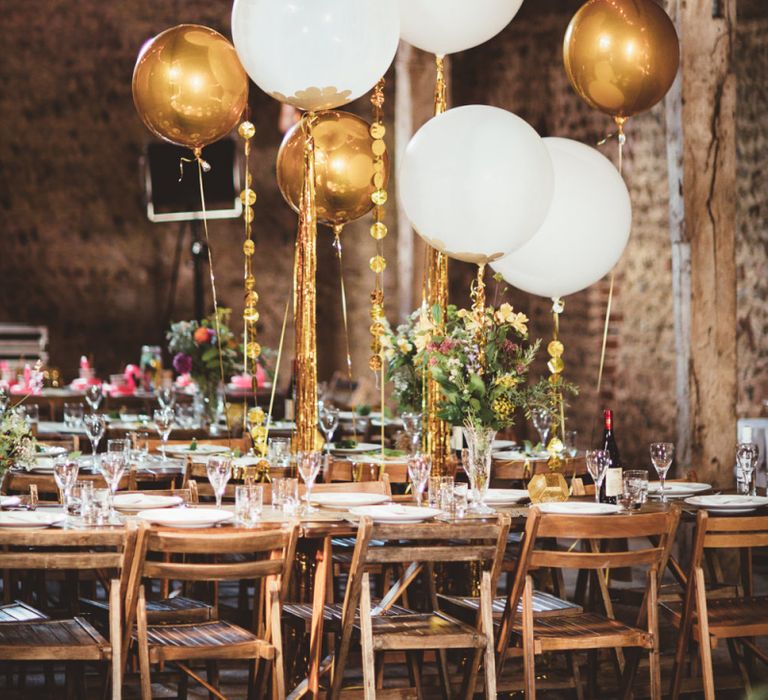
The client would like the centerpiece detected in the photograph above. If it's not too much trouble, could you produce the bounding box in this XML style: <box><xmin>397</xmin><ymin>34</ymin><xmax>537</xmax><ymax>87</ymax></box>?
<box><xmin>0</xmin><ymin>409</ymin><xmax>37</xmax><ymax>480</ymax></box>
<box><xmin>167</xmin><ymin>308</ymin><xmax>242</xmax><ymax>427</ymax></box>
<box><xmin>419</xmin><ymin>297</ymin><xmax>549</xmax><ymax>512</ymax></box>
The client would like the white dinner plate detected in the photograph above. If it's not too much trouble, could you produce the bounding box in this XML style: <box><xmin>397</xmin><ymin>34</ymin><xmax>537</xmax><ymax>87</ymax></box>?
<box><xmin>192</xmin><ymin>455</ymin><xmax>263</xmax><ymax>468</ymax></box>
<box><xmin>165</xmin><ymin>444</ymin><xmax>229</xmax><ymax>457</ymax></box>
<box><xmin>311</xmin><ymin>493</ymin><xmax>390</xmax><ymax>509</ymax></box>
<box><xmin>113</xmin><ymin>494</ymin><xmax>184</xmax><ymax>512</ymax></box>
<box><xmin>0</xmin><ymin>512</ymin><xmax>66</xmax><ymax>529</ymax></box>
<box><xmin>492</xmin><ymin>440</ymin><xmax>517</xmax><ymax>450</ymax></box>
<box><xmin>137</xmin><ymin>508</ymin><xmax>233</xmax><ymax>529</ymax></box>
<box><xmin>481</xmin><ymin>489</ymin><xmax>530</xmax><ymax>505</ymax></box>
<box><xmin>648</xmin><ymin>482</ymin><xmax>711</xmax><ymax>497</ymax></box>
<box><xmin>26</xmin><ymin>458</ymin><xmax>57</xmax><ymax>474</ymax></box>
<box><xmin>536</xmin><ymin>502</ymin><xmax>621</xmax><ymax>515</ymax></box>
<box><xmin>0</xmin><ymin>496</ymin><xmax>21</xmax><ymax>508</ymax></box>
<box><xmin>492</xmin><ymin>449</ymin><xmax>550</xmax><ymax>461</ymax></box>
<box><xmin>36</xmin><ymin>445</ymin><xmax>67</xmax><ymax>458</ymax></box>
<box><xmin>684</xmin><ymin>495</ymin><xmax>768</xmax><ymax>514</ymax></box>
<box><xmin>349</xmin><ymin>505</ymin><xmax>442</xmax><ymax>523</ymax></box>
<box><xmin>330</xmin><ymin>442</ymin><xmax>381</xmax><ymax>455</ymax></box>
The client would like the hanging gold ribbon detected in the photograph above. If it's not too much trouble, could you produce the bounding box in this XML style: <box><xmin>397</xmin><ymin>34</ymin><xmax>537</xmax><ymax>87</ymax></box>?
<box><xmin>293</xmin><ymin>114</ymin><xmax>319</xmax><ymax>453</ymax></box>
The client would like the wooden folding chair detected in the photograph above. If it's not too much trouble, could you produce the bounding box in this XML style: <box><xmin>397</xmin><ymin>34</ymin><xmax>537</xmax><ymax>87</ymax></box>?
<box><xmin>125</xmin><ymin>522</ymin><xmax>298</xmax><ymax>700</ymax></box>
<box><xmin>667</xmin><ymin>510</ymin><xmax>768</xmax><ymax>699</ymax></box>
<box><xmin>497</xmin><ymin>507</ymin><xmax>680</xmax><ymax>699</ymax></box>
<box><xmin>326</xmin><ymin>514</ymin><xmax>511</xmax><ymax>699</ymax></box>
<box><xmin>0</xmin><ymin>527</ymin><xmax>135</xmax><ymax>699</ymax></box>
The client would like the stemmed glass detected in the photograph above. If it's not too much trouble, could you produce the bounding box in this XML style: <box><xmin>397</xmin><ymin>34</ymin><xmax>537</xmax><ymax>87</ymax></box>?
<box><xmin>296</xmin><ymin>451</ymin><xmax>322</xmax><ymax>513</ymax></box>
<box><xmin>206</xmin><ymin>457</ymin><xmax>232</xmax><ymax>510</ymax></box>
<box><xmin>85</xmin><ymin>384</ymin><xmax>103</xmax><ymax>412</ymax></box>
<box><xmin>157</xmin><ymin>386</ymin><xmax>175</xmax><ymax>411</ymax></box>
<box><xmin>153</xmin><ymin>408</ymin><xmax>174</xmax><ymax>462</ymax></box>
<box><xmin>100</xmin><ymin>453</ymin><xmax>126</xmax><ymax>519</ymax></box>
<box><xmin>318</xmin><ymin>405</ymin><xmax>340</xmax><ymax>454</ymax></box>
<box><xmin>53</xmin><ymin>458</ymin><xmax>79</xmax><ymax>506</ymax></box>
<box><xmin>736</xmin><ymin>442</ymin><xmax>760</xmax><ymax>496</ymax></box>
<box><xmin>585</xmin><ymin>449</ymin><xmax>612</xmax><ymax>504</ymax></box>
<box><xmin>0</xmin><ymin>389</ymin><xmax>9</xmax><ymax>417</ymax></box>
<box><xmin>407</xmin><ymin>453</ymin><xmax>432</xmax><ymax>506</ymax></box>
<box><xmin>83</xmin><ymin>413</ymin><xmax>106</xmax><ymax>466</ymax></box>
<box><xmin>532</xmin><ymin>408</ymin><xmax>551</xmax><ymax>449</ymax></box>
<box><xmin>649</xmin><ymin>442</ymin><xmax>675</xmax><ymax>502</ymax></box>
<box><xmin>564</xmin><ymin>430</ymin><xmax>579</xmax><ymax>459</ymax></box>
<box><xmin>401</xmin><ymin>412</ymin><xmax>423</xmax><ymax>454</ymax></box>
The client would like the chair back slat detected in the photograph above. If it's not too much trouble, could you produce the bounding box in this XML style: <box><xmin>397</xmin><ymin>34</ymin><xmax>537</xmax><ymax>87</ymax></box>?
<box><xmin>144</xmin><ymin>558</ymin><xmax>284</xmax><ymax>582</ymax></box>
<box><xmin>534</xmin><ymin>510</ymin><xmax>674</xmax><ymax>539</ymax></box>
<box><xmin>704</xmin><ymin>532</ymin><xmax>768</xmax><ymax>549</ymax></box>
<box><xmin>371</xmin><ymin>521</ymin><xmax>506</xmax><ymax>542</ymax></box>
<box><xmin>529</xmin><ymin>547</ymin><xmax>662</xmax><ymax>571</ymax></box>
<box><xmin>146</xmin><ymin>527</ymin><xmax>289</xmax><ymax>555</ymax></box>
<box><xmin>365</xmin><ymin>544</ymin><xmax>499</xmax><ymax>565</ymax></box>
<box><xmin>0</xmin><ymin>552</ymin><xmax>124</xmax><ymax>570</ymax></box>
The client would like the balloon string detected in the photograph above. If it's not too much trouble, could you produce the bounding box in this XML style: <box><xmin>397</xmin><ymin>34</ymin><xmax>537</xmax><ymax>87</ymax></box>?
<box><xmin>594</xmin><ymin>116</ymin><xmax>624</xmax><ymax>415</ymax></box>
<box><xmin>333</xmin><ymin>224</ymin><xmax>357</xmax><ymax>439</ymax></box>
<box><xmin>264</xmin><ymin>297</ymin><xmax>291</xmax><ymax>444</ymax></box>
<box><xmin>196</xmin><ymin>153</ymin><xmax>231</xmax><ymax>444</ymax></box>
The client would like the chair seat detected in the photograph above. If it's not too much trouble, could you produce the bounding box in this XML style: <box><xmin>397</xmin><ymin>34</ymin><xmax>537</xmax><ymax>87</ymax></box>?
<box><xmin>511</xmin><ymin>612</ymin><xmax>653</xmax><ymax>652</ymax></box>
<box><xmin>0</xmin><ymin>617</ymin><xmax>110</xmax><ymax>660</ymax></box>
<box><xmin>370</xmin><ymin>611</ymin><xmax>487</xmax><ymax>651</ymax></box>
<box><xmin>136</xmin><ymin>620</ymin><xmax>274</xmax><ymax>662</ymax></box>
<box><xmin>283</xmin><ymin>601</ymin><xmax>411</xmax><ymax>629</ymax></box>
<box><xmin>83</xmin><ymin>595</ymin><xmax>213</xmax><ymax>623</ymax></box>
<box><xmin>662</xmin><ymin>595</ymin><xmax>768</xmax><ymax>640</ymax></box>
<box><xmin>439</xmin><ymin>591</ymin><xmax>582</xmax><ymax>619</ymax></box>
<box><xmin>0</xmin><ymin>600</ymin><xmax>48</xmax><ymax>623</ymax></box>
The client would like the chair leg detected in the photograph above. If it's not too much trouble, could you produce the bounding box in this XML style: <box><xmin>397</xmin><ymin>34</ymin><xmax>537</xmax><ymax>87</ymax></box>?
<box><xmin>694</xmin><ymin>569</ymin><xmax>716</xmax><ymax>700</ymax></box>
<box><xmin>269</xmin><ymin>582</ymin><xmax>286</xmax><ymax>700</ymax></box>
<box><xmin>619</xmin><ymin>651</ymin><xmax>639</xmax><ymax>700</ymax></box>
<box><xmin>405</xmin><ymin>651</ymin><xmax>424</xmax><ymax>698</ymax></box>
<box><xmin>137</xmin><ymin>587</ymin><xmax>153</xmax><ymax>700</ymax></box>
<box><xmin>567</xmin><ymin>652</ymin><xmax>584</xmax><ymax>700</ymax></box>
<box><xmin>359</xmin><ymin>573</ymin><xmax>377</xmax><ymax>700</ymax></box>
<box><xmin>205</xmin><ymin>662</ymin><xmax>219</xmax><ymax>700</ymax></box>
<box><xmin>522</xmin><ymin>575</ymin><xmax>536</xmax><ymax>699</ymax></box>
<box><xmin>480</xmin><ymin>570</ymin><xmax>497</xmax><ymax>700</ymax></box>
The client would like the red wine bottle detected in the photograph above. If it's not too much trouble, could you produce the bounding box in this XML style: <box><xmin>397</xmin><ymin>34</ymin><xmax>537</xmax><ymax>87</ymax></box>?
<box><xmin>600</xmin><ymin>408</ymin><xmax>623</xmax><ymax>504</ymax></box>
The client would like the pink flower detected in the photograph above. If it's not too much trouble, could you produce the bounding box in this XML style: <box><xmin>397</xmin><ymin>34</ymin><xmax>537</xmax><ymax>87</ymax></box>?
<box><xmin>429</xmin><ymin>356</ymin><xmax>438</xmax><ymax>366</ymax></box>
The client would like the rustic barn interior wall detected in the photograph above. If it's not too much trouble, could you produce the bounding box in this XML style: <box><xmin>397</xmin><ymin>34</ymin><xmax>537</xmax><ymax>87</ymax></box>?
<box><xmin>0</xmin><ymin>0</ymin><xmax>764</xmax><ymax>466</ymax></box>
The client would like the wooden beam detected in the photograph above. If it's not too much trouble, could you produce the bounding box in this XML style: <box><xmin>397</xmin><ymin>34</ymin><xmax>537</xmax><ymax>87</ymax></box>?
<box><xmin>666</xmin><ymin>0</ymin><xmax>737</xmax><ymax>484</ymax></box>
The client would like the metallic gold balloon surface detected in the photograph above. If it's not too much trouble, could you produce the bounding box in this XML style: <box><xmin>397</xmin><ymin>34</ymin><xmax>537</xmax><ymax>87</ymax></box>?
<box><xmin>276</xmin><ymin>110</ymin><xmax>390</xmax><ymax>227</ymax></box>
<box><xmin>132</xmin><ymin>24</ymin><xmax>249</xmax><ymax>149</ymax></box>
<box><xmin>563</xmin><ymin>0</ymin><xmax>679</xmax><ymax>119</ymax></box>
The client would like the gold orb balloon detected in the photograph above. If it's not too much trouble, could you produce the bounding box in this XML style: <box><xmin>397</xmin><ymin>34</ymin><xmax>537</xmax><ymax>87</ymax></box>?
<box><xmin>276</xmin><ymin>110</ymin><xmax>390</xmax><ymax>227</ymax></box>
<box><xmin>563</xmin><ymin>0</ymin><xmax>679</xmax><ymax>119</ymax></box>
<box><xmin>132</xmin><ymin>24</ymin><xmax>249</xmax><ymax>150</ymax></box>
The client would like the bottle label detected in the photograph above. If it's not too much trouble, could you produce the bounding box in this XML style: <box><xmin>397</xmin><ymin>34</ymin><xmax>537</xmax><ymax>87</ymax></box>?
<box><xmin>284</xmin><ymin>398</ymin><xmax>295</xmax><ymax>421</ymax></box>
<box><xmin>605</xmin><ymin>467</ymin><xmax>623</xmax><ymax>498</ymax></box>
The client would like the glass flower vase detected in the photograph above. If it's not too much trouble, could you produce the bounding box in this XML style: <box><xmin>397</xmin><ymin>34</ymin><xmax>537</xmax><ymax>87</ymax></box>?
<box><xmin>463</xmin><ymin>424</ymin><xmax>496</xmax><ymax>514</ymax></box>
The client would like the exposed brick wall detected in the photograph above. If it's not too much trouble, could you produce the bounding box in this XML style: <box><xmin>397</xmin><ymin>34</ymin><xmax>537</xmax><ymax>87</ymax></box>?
<box><xmin>0</xmin><ymin>1</ymin><xmax>764</xmax><ymax>465</ymax></box>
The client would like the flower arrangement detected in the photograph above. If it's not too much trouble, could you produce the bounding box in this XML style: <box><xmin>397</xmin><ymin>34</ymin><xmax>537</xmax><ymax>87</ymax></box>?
<box><xmin>167</xmin><ymin>308</ymin><xmax>242</xmax><ymax>403</ymax></box>
<box><xmin>422</xmin><ymin>302</ymin><xmax>542</xmax><ymax>431</ymax></box>
<box><xmin>380</xmin><ymin>308</ymin><xmax>432</xmax><ymax>413</ymax></box>
<box><xmin>0</xmin><ymin>409</ymin><xmax>36</xmax><ymax>477</ymax></box>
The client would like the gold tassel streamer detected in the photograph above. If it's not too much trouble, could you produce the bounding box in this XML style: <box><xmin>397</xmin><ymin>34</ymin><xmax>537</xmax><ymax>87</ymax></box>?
<box><xmin>293</xmin><ymin>114</ymin><xmax>319</xmax><ymax>453</ymax></box>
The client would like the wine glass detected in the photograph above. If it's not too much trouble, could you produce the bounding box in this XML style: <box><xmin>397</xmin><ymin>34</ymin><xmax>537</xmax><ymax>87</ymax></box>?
<box><xmin>318</xmin><ymin>405</ymin><xmax>340</xmax><ymax>453</ymax></box>
<box><xmin>736</xmin><ymin>442</ymin><xmax>760</xmax><ymax>496</ymax></box>
<box><xmin>0</xmin><ymin>389</ymin><xmax>9</xmax><ymax>416</ymax></box>
<box><xmin>206</xmin><ymin>457</ymin><xmax>232</xmax><ymax>510</ymax></box>
<box><xmin>157</xmin><ymin>386</ymin><xmax>176</xmax><ymax>410</ymax></box>
<box><xmin>531</xmin><ymin>408</ymin><xmax>551</xmax><ymax>449</ymax></box>
<box><xmin>649</xmin><ymin>442</ymin><xmax>675</xmax><ymax>502</ymax></box>
<box><xmin>53</xmin><ymin>458</ymin><xmax>79</xmax><ymax>505</ymax></box>
<box><xmin>296</xmin><ymin>451</ymin><xmax>322</xmax><ymax>513</ymax></box>
<box><xmin>83</xmin><ymin>413</ymin><xmax>106</xmax><ymax>466</ymax></box>
<box><xmin>401</xmin><ymin>412</ymin><xmax>423</xmax><ymax>454</ymax></box>
<box><xmin>564</xmin><ymin>430</ymin><xmax>579</xmax><ymax>459</ymax></box>
<box><xmin>153</xmin><ymin>408</ymin><xmax>174</xmax><ymax>462</ymax></box>
<box><xmin>85</xmin><ymin>384</ymin><xmax>103</xmax><ymax>412</ymax></box>
<box><xmin>99</xmin><ymin>453</ymin><xmax>126</xmax><ymax>518</ymax></box>
<box><xmin>407</xmin><ymin>453</ymin><xmax>432</xmax><ymax>507</ymax></box>
<box><xmin>585</xmin><ymin>449</ymin><xmax>612</xmax><ymax>504</ymax></box>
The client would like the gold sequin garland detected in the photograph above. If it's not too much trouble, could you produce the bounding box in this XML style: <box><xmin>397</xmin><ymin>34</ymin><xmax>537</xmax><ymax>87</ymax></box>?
<box><xmin>368</xmin><ymin>79</ymin><xmax>388</xmax><ymax>373</ymax></box>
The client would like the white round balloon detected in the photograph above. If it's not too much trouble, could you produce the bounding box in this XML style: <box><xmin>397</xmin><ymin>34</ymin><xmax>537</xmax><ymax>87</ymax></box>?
<box><xmin>492</xmin><ymin>137</ymin><xmax>631</xmax><ymax>298</ymax></box>
<box><xmin>399</xmin><ymin>0</ymin><xmax>524</xmax><ymax>56</ymax></box>
<box><xmin>232</xmin><ymin>0</ymin><xmax>399</xmax><ymax>111</ymax></box>
<box><xmin>398</xmin><ymin>105</ymin><xmax>554</xmax><ymax>264</ymax></box>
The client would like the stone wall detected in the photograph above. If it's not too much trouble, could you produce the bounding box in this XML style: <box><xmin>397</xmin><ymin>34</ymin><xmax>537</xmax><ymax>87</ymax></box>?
<box><xmin>0</xmin><ymin>0</ymin><xmax>764</xmax><ymax>467</ymax></box>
